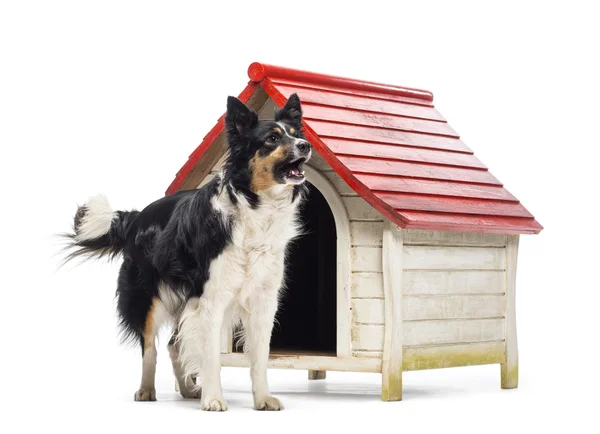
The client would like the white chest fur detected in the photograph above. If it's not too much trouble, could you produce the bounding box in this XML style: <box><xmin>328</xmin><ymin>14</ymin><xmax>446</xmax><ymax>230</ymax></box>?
<box><xmin>204</xmin><ymin>182</ymin><xmax>302</xmax><ymax>314</ymax></box>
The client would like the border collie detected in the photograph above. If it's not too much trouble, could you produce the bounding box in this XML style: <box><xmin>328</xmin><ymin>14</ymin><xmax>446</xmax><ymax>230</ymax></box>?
<box><xmin>62</xmin><ymin>94</ymin><xmax>311</xmax><ymax>411</ymax></box>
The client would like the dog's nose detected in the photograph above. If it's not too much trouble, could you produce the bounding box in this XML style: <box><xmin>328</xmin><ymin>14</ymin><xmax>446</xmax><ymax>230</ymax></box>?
<box><xmin>296</xmin><ymin>140</ymin><xmax>311</xmax><ymax>154</ymax></box>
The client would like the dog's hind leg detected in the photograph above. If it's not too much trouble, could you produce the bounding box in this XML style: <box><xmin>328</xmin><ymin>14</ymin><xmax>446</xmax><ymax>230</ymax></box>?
<box><xmin>168</xmin><ymin>326</ymin><xmax>201</xmax><ymax>399</ymax></box>
<box><xmin>134</xmin><ymin>299</ymin><xmax>163</xmax><ymax>402</ymax></box>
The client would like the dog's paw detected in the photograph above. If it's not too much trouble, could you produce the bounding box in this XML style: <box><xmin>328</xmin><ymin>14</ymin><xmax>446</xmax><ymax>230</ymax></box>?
<box><xmin>180</xmin><ymin>386</ymin><xmax>202</xmax><ymax>399</ymax></box>
<box><xmin>200</xmin><ymin>396</ymin><xmax>228</xmax><ymax>411</ymax></box>
<box><xmin>175</xmin><ymin>376</ymin><xmax>201</xmax><ymax>399</ymax></box>
<box><xmin>254</xmin><ymin>395</ymin><xmax>284</xmax><ymax>411</ymax></box>
<box><xmin>134</xmin><ymin>388</ymin><xmax>156</xmax><ymax>402</ymax></box>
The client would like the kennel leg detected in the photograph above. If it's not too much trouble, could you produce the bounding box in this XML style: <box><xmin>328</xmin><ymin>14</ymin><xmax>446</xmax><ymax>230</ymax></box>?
<box><xmin>308</xmin><ymin>370</ymin><xmax>326</xmax><ymax>380</ymax></box>
<box><xmin>501</xmin><ymin>361</ymin><xmax>518</xmax><ymax>389</ymax></box>
<box><xmin>382</xmin><ymin>370</ymin><xmax>402</xmax><ymax>401</ymax></box>
<box><xmin>502</xmin><ymin>235</ymin><xmax>519</xmax><ymax>389</ymax></box>
<box><xmin>381</xmin><ymin>222</ymin><xmax>403</xmax><ymax>401</ymax></box>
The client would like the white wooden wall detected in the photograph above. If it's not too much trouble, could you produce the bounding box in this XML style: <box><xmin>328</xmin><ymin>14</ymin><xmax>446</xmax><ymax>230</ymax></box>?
<box><xmin>353</xmin><ymin>228</ymin><xmax>508</xmax><ymax>370</ymax></box>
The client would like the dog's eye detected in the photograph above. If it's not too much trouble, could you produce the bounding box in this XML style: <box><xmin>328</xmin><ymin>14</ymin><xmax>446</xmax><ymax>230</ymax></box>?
<box><xmin>267</xmin><ymin>134</ymin><xmax>279</xmax><ymax>142</ymax></box>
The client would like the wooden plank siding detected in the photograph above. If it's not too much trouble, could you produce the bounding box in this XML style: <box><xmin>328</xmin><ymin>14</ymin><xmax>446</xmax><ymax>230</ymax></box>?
<box><xmin>352</xmin><ymin>319</ymin><xmax>505</xmax><ymax>350</ymax></box>
<box><xmin>353</xmin><ymin>295</ymin><xmax>505</xmax><ymax>323</ymax></box>
<box><xmin>353</xmin><ymin>227</ymin><xmax>508</xmax><ymax>363</ymax></box>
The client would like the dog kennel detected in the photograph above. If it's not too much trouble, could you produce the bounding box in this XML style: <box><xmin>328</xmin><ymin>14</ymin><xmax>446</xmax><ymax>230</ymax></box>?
<box><xmin>165</xmin><ymin>63</ymin><xmax>542</xmax><ymax>401</ymax></box>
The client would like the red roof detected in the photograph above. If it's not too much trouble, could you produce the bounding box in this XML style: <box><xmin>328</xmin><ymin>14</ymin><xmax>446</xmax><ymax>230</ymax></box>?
<box><xmin>166</xmin><ymin>63</ymin><xmax>542</xmax><ymax>235</ymax></box>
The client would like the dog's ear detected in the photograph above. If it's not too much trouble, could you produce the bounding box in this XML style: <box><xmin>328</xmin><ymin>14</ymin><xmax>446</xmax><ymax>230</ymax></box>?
<box><xmin>274</xmin><ymin>93</ymin><xmax>302</xmax><ymax>128</ymax></box>
<box><xmin>225</xmin><ymin>96</ymin><xmax>258</xmax><ymax>143</ymax></box>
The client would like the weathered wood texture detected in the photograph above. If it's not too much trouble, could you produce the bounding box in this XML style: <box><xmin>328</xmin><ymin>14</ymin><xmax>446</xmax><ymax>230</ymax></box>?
<box><xmin>381</xmin><ymin>222</ymin><xmax>403</xmax><ymax>401</ymax></box>
<box><xmin>354</xmin><ymin>270</ymin><xmax>505</xmax><ymax>299</ymax></box>
<box><xmin>353</xmin><ymin>319</ymin><xmax>505</xmax><ymax>350</ymax></box>
<box><xmin>351</xmin><ymin>222</ymin><xmax>383</xmax><ymax>246</ymax></box>
<box><xmin>351</xmin><ymin>246</ymin><xmax>382</xmax><ymax>272</ymax></box>
<box><xmin>404</xmin><ymin>270</ymin><xmax>506</xmax><ymax>295</ymax></box>
<box><xmin>354</xmin><ymin>341</ymin><xmax>505</xmax><ymax>370</ymax></box>
<box><xmin>404</xmin><ymin>341</ymin><xmax>505</xmax><ymax>370</ymax></box>
<box><xmin>353</xmin><ymin>229</ymin><xmax>508</xmax><ymax>375</ymax></box>
<box><xmin>353</xmin><ymin>295</ymin><xmax>505</xmax><ymax>323</ymax></box>
<box><xmin>308</xmin><ymin>370</ymin><xmax>326</xmax><ymax>380</ymax></box>
<box><xmin>306</xmin><ymin>151</ymin><xmax>334</xmax><ymax>172</ymax></box>
<box><xmin>502</xmin><ymin>235</ymin><xmax>519</xmax><ymax>389</ymax></box>
<box><xmin>403</xmin><ymin>229</ymin><xmax>507</xmax><ymax>247</ymax></box>
<box><xmin>403</xmin><ymin>245</ymin><xmax>506</xmax><ymax>270</ymax></box>
<box><xmin>221</xmin><ymin>353</ymin><xmax>381</xmax><ymax>373</ymax></box>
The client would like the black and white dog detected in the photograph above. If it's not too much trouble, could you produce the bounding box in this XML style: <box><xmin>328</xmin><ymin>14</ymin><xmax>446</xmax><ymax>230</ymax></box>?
<box><xmin>63</xmin><ymin>94</ymin><xmax>311</xmax><ymax>411</ymax></box>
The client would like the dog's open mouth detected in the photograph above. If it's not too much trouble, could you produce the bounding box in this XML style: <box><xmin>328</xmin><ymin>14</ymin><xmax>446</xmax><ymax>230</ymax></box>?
<box><xmin>283</xmin><ymin>159</ymin><xmax>306</xmax><ymax>181</ymax></box>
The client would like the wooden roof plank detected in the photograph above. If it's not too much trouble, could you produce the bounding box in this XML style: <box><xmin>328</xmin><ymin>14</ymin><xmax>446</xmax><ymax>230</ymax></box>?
<box><xmin>270</xmin><ymin>78</ymin><xmax>435</xmax><ymax>106</ymax></box>
<box><xmin>302</xmin><ymin>103</ymin><xmax>458</xmax><ymax>137</ymax></box>
<box><xmin>308</xmin><ymin>119</ymin><xmax>471</xmax><ymax>153</ymax></box>
<box><xmin>400</xmin><ymin>211</ymin><xmax>543</xmax><ymax>234</ymax></box>
<box><xmin>376</xmin><ymin>192</ymin><xmax>532</xmax><ymax>218</ymax></box>
<box><xmin>274</xmin><ymin>83</ymin><xmax>444</xmax><ymax>120</ymax></box>
<box><xmin>323</xmin><ymin>138</ymin><xmax>487</xmax><ymax>169</ymax></box>
<box><xmin>355</xmin><ymin>174</ymin><xmax>517</xmax><ymax>201</ymax></box>
<box><xmin>337</xmin><ymin>155</ymin><xmax>502</xmax><ymax>186</ymax></box>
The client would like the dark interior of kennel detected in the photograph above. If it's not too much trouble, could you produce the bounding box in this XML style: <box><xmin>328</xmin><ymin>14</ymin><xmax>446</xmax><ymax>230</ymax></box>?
<box><xmin>233</xmin><ymin>182</ymin><xmax>337</xmax><ymax>355</ymax></box>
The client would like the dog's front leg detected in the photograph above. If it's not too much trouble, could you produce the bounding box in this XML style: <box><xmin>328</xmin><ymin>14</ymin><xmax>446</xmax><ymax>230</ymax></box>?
<box><xmin>179</xmin><ymin>296</ymin><xmax>229</xmax><ymax>411</ymax></box>
<box><xmin>242</xmin><ymin>291</ymin><xmax>283</xmax><ymax>411</ymax></box>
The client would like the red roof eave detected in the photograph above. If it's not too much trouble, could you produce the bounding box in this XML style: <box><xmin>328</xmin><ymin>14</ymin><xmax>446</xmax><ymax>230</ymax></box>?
<box><xmin>248</xmin><ymin>62</ymin><xmax>434</xmax><ymax>102</ymax></box>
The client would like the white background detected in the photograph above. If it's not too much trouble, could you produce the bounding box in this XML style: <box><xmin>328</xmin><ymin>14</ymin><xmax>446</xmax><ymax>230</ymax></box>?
<box><xmin>1</xmin><ymin>1</ymin><xmax>598</xmax><ymax>432</ymax></box>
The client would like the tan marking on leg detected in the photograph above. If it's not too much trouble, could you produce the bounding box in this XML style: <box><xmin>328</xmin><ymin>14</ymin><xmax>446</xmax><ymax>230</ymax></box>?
<box><xmin>249</xmin><ymin>146</ymin><xmax>289</xmax><ymax>192</ymax></box>
<box><xmin>136</xmin><ymin>298</ymin><xmax>159</xmax><ymax>401</ymax></box>
<box><xmin>144</xmin><ymin>299</ymin><xmax>158</xmax><ymax>350</ymax></box>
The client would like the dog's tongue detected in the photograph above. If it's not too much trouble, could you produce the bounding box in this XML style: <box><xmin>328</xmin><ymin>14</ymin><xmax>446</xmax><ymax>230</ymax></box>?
<box><xmin>289</xmin><ymin>168</ymin><xmax>301</xmax><ymax>176</ymax></box>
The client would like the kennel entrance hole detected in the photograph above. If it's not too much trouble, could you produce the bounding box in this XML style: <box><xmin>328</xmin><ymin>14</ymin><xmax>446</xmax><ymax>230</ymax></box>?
<box><xmin>233</xmin><ymin>182</ymin><xmax>337</xmax><ymax>356</ymax></box>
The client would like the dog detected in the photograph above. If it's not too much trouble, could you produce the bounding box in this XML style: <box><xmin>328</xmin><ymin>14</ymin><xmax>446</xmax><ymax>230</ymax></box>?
<box><xmin>62</xmin><ymin>93</ymin><xmax>312</xmax><ymax>411</ymax></box>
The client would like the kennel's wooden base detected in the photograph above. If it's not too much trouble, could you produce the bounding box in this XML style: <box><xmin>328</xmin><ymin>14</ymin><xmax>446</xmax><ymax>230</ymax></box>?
<box><xmin>221</xmin><ymin>344</ymin><xmax>507</xmax><ymax>374</ymax></box>
<box><xmin>221</xmin><ymin>336</ymin><xmax>511</xmax><ymax>400</ymax></box>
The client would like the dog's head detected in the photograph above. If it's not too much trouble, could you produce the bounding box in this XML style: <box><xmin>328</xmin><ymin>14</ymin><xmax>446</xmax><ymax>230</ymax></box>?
<box><xmin>224</xmin><ymin>93</ymin><xmax>312</xmax><ymax>193</ymax></box>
